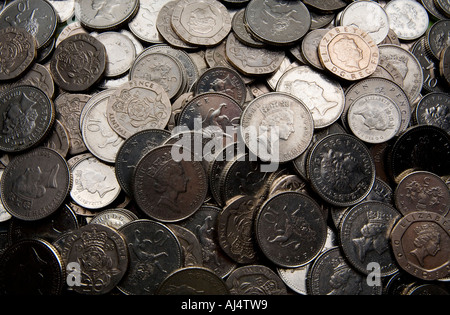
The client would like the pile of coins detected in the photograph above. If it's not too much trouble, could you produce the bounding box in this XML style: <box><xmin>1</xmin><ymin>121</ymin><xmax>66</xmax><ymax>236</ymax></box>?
<box><xmin>0</xmin><ymin>0</ymin><xmax>449</xmax><ymax>296</ymax></box>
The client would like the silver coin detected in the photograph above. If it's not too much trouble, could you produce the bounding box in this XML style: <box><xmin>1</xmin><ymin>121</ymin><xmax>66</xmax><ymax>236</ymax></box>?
<box><xmin>276</xmin><ymin>66</ymin><xmax>345</xmax><ymax>129</ymax></box>
<box><xmin>384</xmin><ymin>0</ymin><xmax>429</xmax><ymax>41</ymax></box>
<box><xmin>128</xmin><ymin>0</ymin><xmax>171</xmax><ymax>43</ymax></box>
<box><xmin>48</xmin><ymin>0</ymin><xmax>75</xmax><ymax>23</ymax></box>
<box><xmin>90</xmin><ymin>208</ymin><xmax>138</xmax><ymax>229</ymax></box>
<box><xmin>55</xmin><ymin>22</ymin><xmax>88</xmax><ymax>47</ymax></box>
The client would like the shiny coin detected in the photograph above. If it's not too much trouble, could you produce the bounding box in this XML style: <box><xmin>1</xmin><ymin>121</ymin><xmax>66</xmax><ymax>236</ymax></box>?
<box><xmin>415</xmin><ymin>92</ymin><xmax>450</xmax><ymax>134</ymax></box>
<box><xmin>156</xmin><ymin>267</ymin><xmax>229</xmax><ymax>295</ymax></box>
<box><xmin>74</xmin><ymin>0</ymin><xmax>139</xmax><ymax>31</ymax></box>
<box><xmin>129</xmin><ymin>0</ymin><xmax>171</xmax><ymax>44</ymax></box>
<box><xmin>1</xmin><ymin>148</ymin><xmax>71</xmax><ymax>221</ymax></box>
<box><xmin>226</xmin><ymin>265</ymin><xmax>287</xmax><ymax>295</ymax></box>
<box><xmin>171</xmin><ymin>0</ymin><xmax>231</xmax><ymax>47</ymax></box>
<box><xmin>106</xmin><ymin>80</ymin><xmax>171</xmax><ymax>139</ymax></box>
<box><xmin>302</xmin><ymin>0</ymin><xmax>347</xmax><ymax>12</ymax></box>
<box><xmin>391</xmin><ymin>212</ymin><xmax>450</xmax><ymax>281</ymax></box>
<box><xmin>231</xmin><ymin>8</ymin><xmax>265</xmax><ymax>49</ymax></box>
<box><xmin>307</xmin><ymin>134</ymin><xmax>376</xmax><ymax>207</ymax></box>
<box><xmin>0</xmin><ymin>85</ymin><xmax>55</xmax><ymax>153</ymax></box>
<box><xmin>255</xmin><ymin>192</ymin><xmax>327</xmax><ymax>268</ymax></box>
<box><xmin>118</xmin><ymin>219</ymin><xmax>183</xmax><ymax>295</ymax></box>
<box><xmin>50</xmin><ymin>33</ymin><xmax>107</xmax><ymax>92</ymax></box>
<box><xmin>240</xmin><ymin>92</ymin><xmax>314</xmax><ymax>164</ymax></box>
<box><xmin>90</xmin><ymin>208</ymin><xmax>138</xmax><ymax>230</ymax></box>
<box><xmin>347</xmin><ymin>94</ymin><xmax>402</xmax><ymax>144</ymax></box>
<box><xmin>245</xmin><ymin>0</ymin><xmax>311</xmax><ymax>46</ymax></box>
<box><xmin>394</xmin><ymin>171</ymin><xmax>450</xmax><ymax>217</ymax></box>
<box><xmin>59</xmin><ymin>223</ymin><xmax>129</xmax><ymax>295</ymax></box>
<box><xmin>319</xmin><ymin>26</ymin><xmax>379</xmax><ymax>81</ymax></box>
<box><xmin>276</xmin><ymin>66</ymin><xmax>345</xmax><ymax>129</ymax></box>
<box><xmin>0</xmin><ymin>27</ymin><xmax>36</xmax><ymax>81</ymax></box>
<box><xmin>48</xmin><ymin>0</ymin><xmax>75</xmax><ymax>23</ymax></box>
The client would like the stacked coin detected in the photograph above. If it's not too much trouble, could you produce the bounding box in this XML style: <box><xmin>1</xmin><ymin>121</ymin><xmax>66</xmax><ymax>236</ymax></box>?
<box><xmin>0</xmin><ymin>0</ymin><xmax>449</xmax><ymax>297</ymax></box>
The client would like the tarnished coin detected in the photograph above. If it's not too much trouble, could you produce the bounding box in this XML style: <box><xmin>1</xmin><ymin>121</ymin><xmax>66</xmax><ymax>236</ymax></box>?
<box><xmin>384</xmin><ymin>0</ymin><xmax>430</xmax><ymax>41</ymax></box>
<box><xmin>301</xmin><ymin>29</ymin><xmax>328</xmax><ymax>71</ymax></box>
<box><xmin>307</xmin><ymin>134</ymin><xmax>376</xmax><ymax>207</ymax></box>
<box><xmin>391</xmin><ymin>212</ymin><xmax>450</xmax><ymax>280</ymax></box>
<box><xmin>50</xmin><ymin>33</ymin><xmax>106</xmax><ymax>92</ymax></box>
<box><xmin>244</xmin><ymin>0</ymin><xmax>311</xmax><ymax>46</ymax></box>
<box><xmin>347</xmin><ymin>94</ymin><xmax>402</xmax><ymax>144</ymax></box>
<box><xmin>226</xmin><ymin>32</ymin><xmax>285</xmax><ymax>76</ymax></box>
<box><xmin>95</xmin><ymin>31</ymin><xmax>136</xmax><ymax>78</ymax></box>
<box><xmin>1</xmin><ymin>148</ymin><xmax>71</xmax><ymax>221</ymax></box>
<box><xmin>118</xmin><ymin>219</ymin><xmax>183</xmax><ymax>295</ymax></box>
<box><xmin>441</xmin><ymin>46</ymin><xmax>450</xmax><ymax>87</ymax></box>
<box><xmin>307</xmin><ymin>247</ymin><xmax>382</xmax><ymax>295</ymax></box>
<box><xmin>0</xmin><ymin>239</ymin><xmax>64</xmax><ymax>295</ymax></box>
<box><xmin>276</xmin><ymin>66</ymin><xmax>345</xmax><ymax>129</ymax></box>
<box><xmin>132</xmin><ymin>145</ymin><xmax>208</xmax><ymax>223</ymax></box>
<box><xmin>0</xmin><ymin>85</ymin><xmax>55</xmax><ymax>153</ymax></box>
<box><xmin>106</xmin><ymin>80</ymin><xmax>171</xmax><ymax>139</ymax></box>
<box><xmin>167</xmin><ymin>224</ymin><xmax>203</xmax><ymax>267</ymax></box>
<box><xmin>55</xmin><ymin>21</ymin><xmax>88</xmax><ymax>47</ymax></box>
<box><xmin>319</xmin><ymin>26</ymin><xmax>379</xmax><ymax>81</ymax></box>
<box><xmin>81</xmin><ymin>89</ymin><xmax>125</xmax><ymax>164</ymax></box>
<box><xmin>387</xmin><ymin>125</ymin><xmax>450</xmax><ymax>182</ymax></box>
<box><xmin>370</xmin><ymin>56</ymin><xmax>405</xmax><ymax>88</ymax></box>
<box><xmin>339</xmin><ymin>201</ymin><xmax>402</xmax><ymax>277</ymax></box>
<box><xmin>435</xmin><ymin>0</ymin><xmax>450</xmax><ymax>17</ymax></box>
<box><xmin>364</xmin><ymin>178</ymin><xmax>394</xmax><ymax>205</ymax></box>
<box><xmin>421</xmin><ymin>0</ymin><xmax>448</xmax><ymax>20</ymax></box>
<box><xmin>74</xmin><ymin>0</ymin><xmax>139</xmax><ymax>31</ymax></box>
<box><xmin>70</xmin><ymin>154</ymin><xmax>121</xmax><ymax>210</ymax></box>
<box><xmin>115</xmin><ymin>128</ymin><xmax>171</xmax><ymax>197</ymax></box>
<box><xmin>0</xmin><ymin>169</ymin><xmax>12</xmax><ymax>223</ymax></box>
<box><xmin>156</xmin><ymin>267</ymin><xmax>229</xmax><ymax>295</ymax></box>
<box><xmin>129</xmin><ymin>0</ymin><xmax>171</xmax><ymax>44</ymax></box>
<box><xmin>0</xmin><ymin>0</ymin><xmax>57</xmax><ymax>50</ymax></box>
<box><xmin>240</xmin><ymin>92</ymin><xmax>314</xmax><ymax>164</ymax></box>
<box><xmin>415</xmin><ymin>92</ymin><xmax>450</xmax><ymax>134</ymax></box>
<box><xmin>231</xmin><ymin>8</ymin><xmax>264</xmax><ymax>49</ymax></box>
<box><xmin>425</xmin><ymin>19</ymin><xmax>450</xmax><ymax>61</ymax></box>
<box><xmin>42</xmin><ymin>119</ymin><xmax>71</xmax><ymax>158</ymax></box>
<box><xmin>379</xmin><ymin>44</ymin><xmax>424</xmax><ymax>103</ymax></box>
<box><xmin>255</xmin><ymin>192</ymin><xmax>328</xmax><ymax>268</ymax></box>
<box><xmin>171</xmin><ymin>0</ymin><xmax>231</xmax><ymax>47</ymax></box>
<box><xmin>226</xmin><ymin>265</ymin><xmax>287</xmax><ymax>295</ymax></box>
<box><xmin>90</xmin><ymin>208</ymin><xmax>138</xmax><ymax>230</ymax></box>
<box><xmin>218</xmin><ymin>195</ymin><xmax>260</xmax><ymax>264</ymax></box>
<box><xmin>303</xmin><ymin>0</ymin><xmax>347</xmax><ymax>12</ymax></box>
<box><xmin>339</xmin><ymin>1</ymin><xmax>390</xmax><ymax>45</ymax></box>
<box><xmin>194</xmin><ymin>66</ymin><xmax>246</xmax><ymax>106</ymax></box>
<box><xmin>394</xmin><ymin>171</ymin><xmax>450</xmax><ymax>217</ymax></box>
<box><xmin>59</xmin><ymin>223</ymin><xmax>128</xmax><ymax>295</ymax></box>
<box><xmin>48</xmin><ymin>0</ymin><xmax>75</xmax><ymax>23</ymax></box>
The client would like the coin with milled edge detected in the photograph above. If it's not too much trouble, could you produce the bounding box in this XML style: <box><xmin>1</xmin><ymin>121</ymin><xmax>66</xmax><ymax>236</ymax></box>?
<box><xmin>425</xmin><ymin>19</ymin><xmax>450</xmax><ymax>60</ymax></box>
<box><xmin>301</xmin><ymin>29</ymin><xmax>328</xmax><ymax>71</ymax></box>
<box><xmin>231</xmin><ymin>8</ymin><xmax>265</xmax><ymax>49</ymax></box>
<box><xmin>167</xmin><ymin>224</ymin><xmax>203</xmax><ymax>267</ymax></box>
<box><xmin>384</xmin><ymin>0</ymin><xmax>429</xmax><ymax>41</ymax></box>
<box><xmin>415</xmin><ymin>92</ymin><xmax>450</xmax><ymax>134</ymax></box>
<box><xmin>307</xmin><ymin>134</ymin><xmax>376</xmax><ymax>207</ymax></box>
<box><xmin>90</xmin><ymin>208</ymin><xmax>138</xmax><ymax>230</ymax></box>
<box><xmin>303</xmin><ymin>0</ymin><xmax>347</xmax><ymax>12</ymax></box>
<box><xmin>391</xmin><ymin>212</ymin><xmax>450</xmax><ymax>281</ymax></box>
<box><xmin>435</xmin><ymin>0</ymin><xmax>450</xmax><ymax>17</ymax></box>
<box><xmin>441</xmin><ymin>46</ymin><xmax>450</xmax><ymax>87</ymax></box>
<box><xmin>255</xmin><ymin>192</ymin><xmax>328</xmax><ymax>268</ymax></box>
<box><xmin>226</xmin><ymin>265</ymin><xmax>287</xmax><ymax>295</ymax></box>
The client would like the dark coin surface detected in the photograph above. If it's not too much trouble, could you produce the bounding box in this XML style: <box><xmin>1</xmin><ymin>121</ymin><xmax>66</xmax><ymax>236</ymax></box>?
<box><xmin>307</xmin><ymin>247</ymin><xmax>382</xmax><ymax>295</ymax></box>
<box><xmin>0</xmin><ymin>239</ymin><xmax>65</xmax><ymax>295</ymax></box>
<box><xmin>415</xmin><ymin>92</ymin><xmax>450</xmax><ymax>134</ymax></box>
<box><xmin>0</xmin><ymin>27</ymin><xmax>36</xmax><ymax>81</ymax></box>
<box><xmin>303</xmin><ymin>0</ymin><xmax>347</xmax><ymax>12</ymax></box>
<box><xmin>156</xmin><ymin>267</ymin><xmax>229</xmax><ymax>295</ymax></box>
<box><xmin>118</xmin><ymin>219</ymin><xmax>183</xmax><ymax>295</ymax></box>
<box><xmin>307</xmin><ymin>134</ymin><xmax>376</xmax><ymax>207</ymax></box>
<box><xmin>440</xmin><ymin>46</ymin><xmax>450</xmax><ymax>87</ymax></box>
<box><xmin>115</xmin><ymin>129</ymin><xmax>171</xmax><ymax>197</ymax></box>
<box><xmin>167</xmin><ymin>223</ymin><xmax>203</xmax><ymax>267</ymax></box>
<box><xmin>50</xmin><ymin>33</ymin><xmax>106</xmax><ymax>92</ymax></box>
<box><xmin>245</xmin><ymin>0</ymin><xmax>311</xmax><ymax>46</ymax></box>
<box><xmin>89</xmin><ymin>208</ymin><xmax>138</xmax><ymax>230</ymax></box>
<box><xmin>133</xmin><ymin>145</ymin><xmax>208</xmax><ymax>223</ymax></box>
<box><xmin>387</xmin><ymin>125</ymin><xmax>450</xmax><ymax>182</ymax></box>
<box><xmin>0</xmin><ymin>0</ymin><xmax>57</xmax><ymax>49</ymax></box>
<box><xmin>1</xmin><ymin>148</ymin><xmax>71</xmax><ymax>221</ymax></box>
<box><xmin>0</xmin><ymin>85</ymin><xmax>55</xmax><ymax>153</ymax></box>
<box><xmin>58</xmin><ymin>223</ymin><xmax>128</xmax><ymax>295</ymax></box>
<box><xmin>255</xmin><ymin>192</ymin><xmax>328</xmax><ymax>268</ymax></box>
<box><xmin>391</xmin><ymin>212</ymin><xmax>450</xmax><ymax>281</ymax></box>
<box><xmin>226</xmin><ymin>265</ymin><xmax>287</xmax><ymax>295</ymax></box>
<box><xmin>425</xmin><ymin>19</ymin><xmax>450</xmax><ymax>60</ymax></box>
<box><xmin>339</xmin><ymin>201</ymin><xmax>402</xmax><ymax>277</ymax></box>
<box><xmin>231</xmin><ymin>8</ymin><xmax>265</xmax><ymax>48</ymax></box>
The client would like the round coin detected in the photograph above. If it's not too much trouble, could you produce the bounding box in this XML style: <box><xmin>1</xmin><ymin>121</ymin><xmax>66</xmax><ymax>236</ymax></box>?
<box><xmin>231</xmin><ymin>8</ymin><xmax>265</xmax><ymax>48</ymax></box>
<box><xmin>0</xmin><ymin>85</ymin><xmax>55</xmax><ymax>153</ymax></box>
<box><xmin>301</xmin><ymin>29</ymin><xmax>328</xmax><ymax>71</ymax></box>
<box><xmin>90</xmin><ymin>208</ymin><xmax>138</xmax><ymax>230</ymax></box>
<box><xmin>425</xmin><ymin>19</ymin><xmax>450</xmax><ymax>60</ymax></box>
<box><xmin>167</xmin><ymin>224</ymin><xmax>203</xmax><ymax>267</ymax></box>
<box><xmin>156</xmin><ymin>267</ymin><xmax>229</xmax><ymax>295</ymax></box>
<box><xmin>255</xmin><ymin>192</ymin><xmax>328</xmax><ymax>268</ymax></box>
<box><xmin>1</xmin><ymin>147</ymin><xmax>70</xmax><ymax>222</ymax></box>
<box><xmin>384</xmin><ymin>0</ymin><xmax>429</xmax><ymax>41</ymax></box>
<box><xmin>59</xmin><ymin>223</ymin><xmax>128</xmax><ymax>295</ymax></box>
<box><xmin>171</xmin><ymin>0</ymin><xmax>231</xmax><ymax>47</ymax></box>
<box><xmin>415</xmin><ymin>92</ymin><xmax>450</xmax><ymax>134</ymax></box>
<box><xmin>391</xmin><ymin>212</ymin><xmax>450</xmax><ymax>281</ymax></box>
<box><xmin>50</xmin><ymin>33</ymin><xmax>106</xmax><ymax>92</ymax></box>
<box><xmin>0</xmin><ymin>239</ymin><xmax>65</xmax><ymax>295</ymax></box>
<box><xmin>118</xmin><ymin>219</ymin><xmax>183</xmax><ymax>295</ymax></box>
<box><xmin>440</xmin><ymin>46</ymin><xmax>450</xmax><ymax>87</ymax></box>
<box><xmin>0</xmin><ymin>27</ymin><xmax>36</xmax><ymax>81</ymax></box>
<box><xmin>319</xmin><ymin>26</ymin><xmax>379</xmax><ymax>81</ymax></box>
<box><xmin>240</xmin><ymin>92</ymin><xmax>314</xmax><ymax>164</ymax></box>
<box><xmin>48</xmin><ymin>0</ymin><xmax>75</xmax><ymax>23</ymax></box>
<box><xmin>132</xmin><ymin>145</ymin><xmax>208</xmax><ymax>223</ymax></box>
<box><xmin>307</xmin><ymin>133</ymin><xmax>376</xmax><ymax>207</ymax></box>
<box><xmin>226</xmin><ymin>265</ymin><xmax>287</xmax><ymax>295</ymax></box>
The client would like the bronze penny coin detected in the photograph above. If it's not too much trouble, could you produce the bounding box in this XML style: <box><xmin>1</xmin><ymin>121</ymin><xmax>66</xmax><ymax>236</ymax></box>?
<box><xmin>50</xmin><ymin>33</ymin><xmax>106</xmax><ymax>92</ymax></box>
<box><xmin>1</xmin><ymin>148</ymin><xmax>71</xmax><ymax>221</ymax></box>
<box><xmin>0</xmin><ymin>27</ymin><xmax>36</xmax><ymax>81</ymax></box>
<box><xmin>132</xmin><ymin>145</ymin><xmax>208</xmax><ymax>223</ymax></box>
<box><xmin>391</xmin><ymin>212</ymin><xmax>450</xmax><ymax>281</ymax></box>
